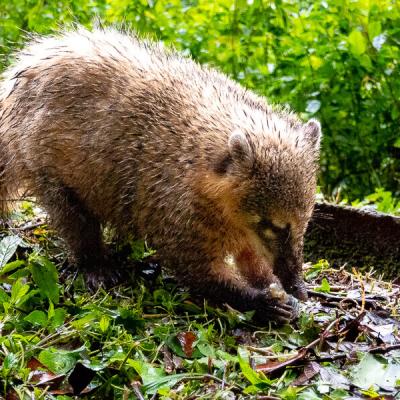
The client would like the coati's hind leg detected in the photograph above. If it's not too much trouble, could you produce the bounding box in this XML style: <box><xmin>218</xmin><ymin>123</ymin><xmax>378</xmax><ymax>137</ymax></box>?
<box><xmin>35</xmin><ymin>177</ymin><xmax>121</xmax><ymax>288</ymax></box>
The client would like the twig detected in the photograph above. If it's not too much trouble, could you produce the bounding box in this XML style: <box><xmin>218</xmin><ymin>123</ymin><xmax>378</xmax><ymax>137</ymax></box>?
<box><xmin>353</xmin><ymin>267</ymin><xmax>366</xmax><ymax>314</ymax></box>
<box><xmin>15</xmin><ymin>221</ymin><xmax>47</xmax><ymax>231</ymax></box>
<box><xmin>256</xmin><ymin>317</ymin><xmax>342</xmax><ymax>373</ymax></box>
<box><xmin>311</xmin><ymin>343</ymin><xmax>400</xmax><ymax>362</ymax></box>
<box><xmin>142</xmin><ymin>313</ymin><xmax>168</xmax><ymax>319</ymax></box>
<box><xmin>308</xmin><ymin>290</ymin><xmax>378</xmax><ymax>308</ymax></box>
<box><xmin>131</xmin><ymin>381</ymin><xmax>145</xmax><ymax>400</ymax></box>
<box><xmin>245</xmin><ymin>345</ymin><xmax>275</xmax><ymax>356</ymax></box>
<box><xmin>304</xmin><ymin>316</ymin><xmax>343</xmax><ymax>351</ymax></box>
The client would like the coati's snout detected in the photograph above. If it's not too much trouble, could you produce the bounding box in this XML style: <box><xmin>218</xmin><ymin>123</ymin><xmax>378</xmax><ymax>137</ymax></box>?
<box><xmin>273</xmin><ymin>246</ymin><xmax>308</xmax><ymax>301</ymax></box>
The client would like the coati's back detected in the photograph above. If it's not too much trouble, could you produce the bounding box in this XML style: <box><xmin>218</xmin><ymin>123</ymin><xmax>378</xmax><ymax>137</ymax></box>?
<box><xmin>0</xmin><ymin>28</ymin><xmax>203</xmax><ymax>226</ymax></box>
<box><xmin>0</xmin><ymin>27</ymin><xmax>321</xmax><ymax>323</ymax></box>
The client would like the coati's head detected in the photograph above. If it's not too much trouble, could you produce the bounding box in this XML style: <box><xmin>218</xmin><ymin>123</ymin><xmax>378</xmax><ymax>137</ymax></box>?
<box><xmin>214</xmin><ymin>117</ymin><xmax>322</xmax><ymax>301</ymax></box>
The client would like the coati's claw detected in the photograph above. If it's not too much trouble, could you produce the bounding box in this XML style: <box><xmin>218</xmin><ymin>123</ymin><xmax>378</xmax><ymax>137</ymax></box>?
<box><xmin>253</xmin><ymin>294</ymin><xmax>297</xmax><ymax>324</ymax></box>
<box><xmin>287</xmin><ymin>295</ymin><xmax>300</xmax><ymax>318</ymax></box>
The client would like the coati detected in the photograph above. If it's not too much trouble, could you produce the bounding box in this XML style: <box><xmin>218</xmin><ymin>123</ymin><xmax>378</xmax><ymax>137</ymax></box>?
<box><xmin>0</xmin><ymin>27</ymin><xmax>321</xmax><ymax>323</ymax></box>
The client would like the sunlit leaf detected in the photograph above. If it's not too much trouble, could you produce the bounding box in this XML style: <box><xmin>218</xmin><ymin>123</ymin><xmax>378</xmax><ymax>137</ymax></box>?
<box><xmin>348</xmin><ymin>30</ymin><xmax>367</xmax><ymax>56</ymax></box>
<box><xmin>0</xmin><ymin>236</ymin><xmax>22</xmax><ymax>268</ymax></box>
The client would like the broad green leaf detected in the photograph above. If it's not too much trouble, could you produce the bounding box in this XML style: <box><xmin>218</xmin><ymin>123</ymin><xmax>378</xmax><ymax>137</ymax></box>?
<box><xmin>128</xmin><ymin>359</ymin><xmax>165</xmax><ymax>384</ymax></box>
<box><xmin>238</xmin><ymin>355</ymin><xmax>264</xmax><ymax>385</ymax></box>
<box><xmin>71</xmin><ymin>312</ymin><xmax>99</xmax><ymax>329</ymax></box>
<box><xmin>0</xmin><ymin>287</ymin><xmax>10</xmax><ymax>304</ymax></box>
<box><xmin>49</xmin><ymin>308</ymin><xmax>67</xmax><ymax>328</ymax></box>
<box><xmin>368</xmin><ymin>21</ymin><xmax>381</xmax><ymax>40</ymax></box>
<box><xmin>3</xmin><ymin>353</ymin><xmax>18</xmax><ymax>371</ymax></box>
<box><xmin>348</xmin><ymin>30</ymin><xmax>367</xmax><ymax>56</ymax></box>
<box><xmin>10</xmin><ymin>278</ymin><xmax>30</xmax><ymax>304</ymax></box>
<box><xmin>127</xmin><ymin>359</ymin><xmax>178</xmax><ymax>394</ymax></box>
<box><xmin>24</xmin><ymin>310</ymin><xmax>48</xmax><ymax>327</ymax></box>
<box><xmin>29</xmin><ymin>255</ymin><xmax>59</xmax><ymax>304</ymax></box>
<box><xmin>315</xmin><ymin>278</ymin><xmax>331</xmax><ymax>293</ymax></box>
<box><xmin>38</xmin><ymin>348</ymin><xmax>78</xmax><ymax>375</ymax></box>
<box><xmin>129</xmin><ymin>239</ymin><xmax>156</xmax><ymax>261</ymax></box>
<box><xmin>0</xmin><ymin>236</ymin><xmax>22</xmax><ymax>268</ymax></box>
<box><xmin>1</xmin><ymin>260</ymin><xmax>25</xmax><ymax>275</ymax></box>
<box><xmin>350</xmin><ymin>353</ymin><xmax>400</xmax><ymax>391</ymax></box>
<box><xmin>130</xmin><ymin>369</ymin><xmax>205</xmax><ymax>395</ymax></box>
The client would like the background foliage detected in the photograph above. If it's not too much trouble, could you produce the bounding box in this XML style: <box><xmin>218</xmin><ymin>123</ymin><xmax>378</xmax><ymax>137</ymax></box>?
<box><xmin>0</xmin><ymin>0</ymin><xmax>399</xmax><ymax>200</ymax></box>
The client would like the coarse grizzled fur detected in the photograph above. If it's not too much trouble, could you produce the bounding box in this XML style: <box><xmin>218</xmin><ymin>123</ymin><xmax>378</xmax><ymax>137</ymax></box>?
<box><xmin>0</xmin><ymin>26</ymin><xmax>321</xmax><ymax>323</ymax></box>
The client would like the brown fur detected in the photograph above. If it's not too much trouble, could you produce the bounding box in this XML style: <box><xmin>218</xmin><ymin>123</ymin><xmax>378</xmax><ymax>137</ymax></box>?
<box><xmin>0</xmin><ymin>27</ymin><xmax>321</xmax><ymax>323</ymax></box>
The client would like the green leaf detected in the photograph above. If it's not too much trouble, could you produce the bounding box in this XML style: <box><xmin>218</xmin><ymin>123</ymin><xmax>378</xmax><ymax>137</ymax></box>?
<box><xmin>309</xmin><ymin>55</ymin><xmax>323</xmax><ymax>70</ymax></box>
<box><xmin>129</xmin><ymin>239</ymin><xmax>156</xmax><ymax>261</ymax></box>
<box><xmin>0</xmin><ymin>288</ymin><xmax>10</xmax><ymax>304</ymax></box>
<box><xmin>127</xmin><ymin>359</ymin><xmax>181</xmax><ymax>394</ymax></box>
<box><xmin>315</xmin><ymin>278</ymin><xmax>331</xmax><ymax>293</ymax></box>
<box><xmin>10</xmin><ymin>278</ymin><xmax>30</xmax><ymax>305</ymax></box>
<box><xmin>38</xmin><ymin>348</ymin><xmax>78</xmax><ymax>375</ymax></box>
<box><xmin>1</xmin><ymin>260</ymin><xmax>25</xmax><ymax>274</ymax></box>
<box><xmin>99</xmin><ymin>315</ymin><xmax>110</xmax><ymax>333</ymax></box>
<box><xmin>71</xmin><ymin>311</ymin><xmax>99</xmax><ymax>329</ymax></box>
<box><xmin>0</xmin><ymin>235</ymin><xmax>22</xmax><ymax>268</ymax></box>
<box><xmin>350</xmin><ymin>353</ymin><xmax>400</xmax><ymax>391</ymax></box>
<box><xmin>238</xmin><ymin>355</ymin><xmax>264</xmax><ymax>385</ymax></box>
<box><xmin>24</xmin><ymin>310</ymin><xmax>48</xmax><ymax>327</ymax></box>
<box><xmin>3</xmin><ymin>353</ymin><xmax>18</xmax><ymax>371</ymax></box>
<box><xmin>49</xmin><ymin>308</ymin><xmax>67</xmax><ymax>328</ymax></box>
<box><xmin>368</xmin><ymin>21</ymin><xmax>381</xmax><ymax>40</ymax></box>
<box><xmin>348</xmin><ymin>30</ymin><xmax>367</xmax><ymax>56</ymax></box>
<box><xmin>29</xmin><ymin>255</ymin><xmax>59</xmax><ymax>304</ymax></box>
<box><xmin>133</xmin><ymin>369</ymin><xmax>205</xmax><ymax>395</ymax></box>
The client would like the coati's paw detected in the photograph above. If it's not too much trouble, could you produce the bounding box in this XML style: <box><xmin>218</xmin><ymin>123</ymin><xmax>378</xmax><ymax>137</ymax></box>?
<box><xmin>253</xmin><ymin>294</ymin><xmax>297</xmax><ymax>325</ymax></box>
<box><xmin>85</xmin><ymin>267</ymin><xmax>129</xmax><ymax>291</ymax></box>
<box><xmin>80</xmin><ymin>257</ymin><xmax>134</xmax><ymax>291</ymax></box>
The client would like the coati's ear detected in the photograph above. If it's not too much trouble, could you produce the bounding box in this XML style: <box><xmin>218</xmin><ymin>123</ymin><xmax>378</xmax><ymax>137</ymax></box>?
<box><xmin>303</xmin><ymin>119</ymin><xmax>322</xmax><ymax>150</ymax></box>
<box><xmin>214</xmin><ymin>130</ymin><xmax>253</xmax><ymax>174</ymax></box>
<box><xmin>228</xmin><ymin>130</ymin><xmax>252</xmax><ymax>163</ymax></box>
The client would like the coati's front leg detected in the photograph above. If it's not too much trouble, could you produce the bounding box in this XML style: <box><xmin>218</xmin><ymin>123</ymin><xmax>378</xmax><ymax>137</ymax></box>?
<box><xmin>180</xmin><ymin>256</ymin><xmax>295</xmax><ymax>324</ymax></box>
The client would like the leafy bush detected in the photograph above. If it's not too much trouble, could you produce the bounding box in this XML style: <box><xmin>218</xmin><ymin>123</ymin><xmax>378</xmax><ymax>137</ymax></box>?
<box><xmin>1</xmin><ymin>0</ymin><xmax>399</xmax><ymax>200</ymax></box>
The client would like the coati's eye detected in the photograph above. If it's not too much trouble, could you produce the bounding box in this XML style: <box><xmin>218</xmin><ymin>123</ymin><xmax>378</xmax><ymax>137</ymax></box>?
<box><xmin>259</xmin><ymin>219</ymin><xmax>291</xmax><ymax>240</ymax></box>
<box><xmin>263</xmin><ymin>228</ymin><xmax>276</xmax><ymax>240</ymax></box>
<box><xmin>259</xmin><ymin>218</ymin><xmax>287</xmax><ymax>232</ymax></box>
